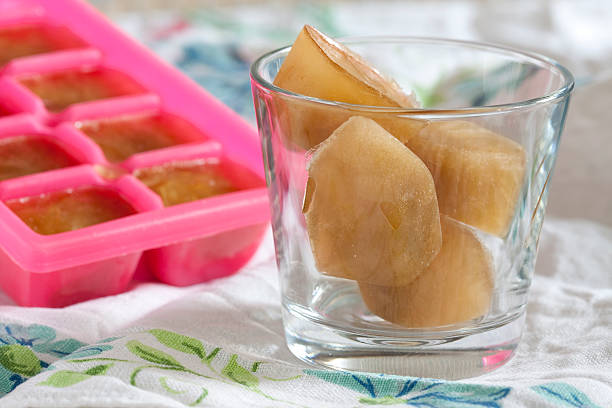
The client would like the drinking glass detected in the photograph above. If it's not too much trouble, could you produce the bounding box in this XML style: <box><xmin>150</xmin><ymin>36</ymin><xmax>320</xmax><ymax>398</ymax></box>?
<box><xmin>250</xmin><ymin>37</ymin><xmax>573</xmax><ymax>379</ymax></box>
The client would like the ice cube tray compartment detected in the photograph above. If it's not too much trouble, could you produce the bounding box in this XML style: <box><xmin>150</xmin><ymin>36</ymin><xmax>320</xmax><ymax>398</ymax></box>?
<box><xmin>0</xmin><ymin>49</ymin><xmax>150</xmax><ymax>121</ymax></box>
<box><xmin>0</xmin><ymin>114</ymin><xmax>88</xmax><ymax>181</ymax></box>
<box><xmin>123</xmin><ymin>142</ymin><xmax>267</xmax><ymax>285</ymax></box>
<box><xmin>0</xmin><ymin>17</ymin><xmax>86</xmax><ymax>66</ymax></box>
<box><xmin>71</xmin><ymin>109</ymin><xmax>211</xmax><ymax>165</ymax></box>
<box><xmin>0</xmin><ymin>165</ymin><xmax>160</xmax><ymax>307</ymax></box>
<box><xmin>0</xmin><ymin>0</ymin><xmax>269</xmax><ymax>306</ymax></box>
<box><xmin>19</xmin><ymin>68</ymin><xmax>146</xmax><ymax>114</ymax></box>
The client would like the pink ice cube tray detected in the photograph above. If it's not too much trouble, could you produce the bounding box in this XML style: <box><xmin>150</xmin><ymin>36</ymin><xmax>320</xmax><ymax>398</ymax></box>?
<box><xmin>0</xmin><ymin>0</ymin><xmax>269</xmax><ymax>307</ymax></box>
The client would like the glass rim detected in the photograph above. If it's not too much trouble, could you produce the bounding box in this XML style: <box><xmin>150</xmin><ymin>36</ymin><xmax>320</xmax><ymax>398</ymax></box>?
<box><xmin>250</xmin><ymin>36</ymin><xmax>575</xmax><ymax>116</ymax></box>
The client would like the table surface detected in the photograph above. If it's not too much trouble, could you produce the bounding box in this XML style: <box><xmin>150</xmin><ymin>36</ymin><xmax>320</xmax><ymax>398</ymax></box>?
<box><xmin>0</xmin><ymin>1</ymin><xmax>610</xmax><ymax>407</ymax></box>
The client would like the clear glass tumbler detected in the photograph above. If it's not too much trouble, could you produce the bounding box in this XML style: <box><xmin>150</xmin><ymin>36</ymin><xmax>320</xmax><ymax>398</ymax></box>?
<box><xmin>251</xmin><ymin>37</ymin><xmax>573</xmax><ymax>379</ymax></box>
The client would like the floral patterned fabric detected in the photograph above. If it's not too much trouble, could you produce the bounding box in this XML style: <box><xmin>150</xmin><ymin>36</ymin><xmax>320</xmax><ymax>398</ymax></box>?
<box><xmin>0</xmin><ymin>324</ymin><xmax>608</xmax><ymax>407</ymax></box>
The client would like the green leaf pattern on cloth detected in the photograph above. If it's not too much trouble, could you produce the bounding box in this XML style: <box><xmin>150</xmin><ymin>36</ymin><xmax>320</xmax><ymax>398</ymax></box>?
<box><xmin>38</xmin><ymin>371</ymin><xmax>92</xmax><ymax>388</ymax></box>
<box><xmin>0</xmin><ymin>326</ymin><xmax>604</xmax><ymax>407</ymax></box>
<box><xmin>0</xmin><ymin>328</ymin><xmax>597</xmax><ymax>407</ymax></box>
<box><xmin>84</xmin><ymin>364</ymin><xmax>113</xmax><ymax>376</ymax></box>
<box><xmin>0</xmin><ymin>345</ymin><xmax>42</xmax><ymax>378</ymax></box>
<box><xmin>149</xmin><ymin>329</ymin><xmax>206</xmax><ymax>360</ymax></box>
<box><xmin>38</xmin><ymin>364</ymin><xmax>113</xmax><ymax>388</ymax></box>
<box><xmin>126</xmin><ymin>340</ymin><xmax>184</xmax><ymax>368</ymax></box>
<box><xmin>221</xmin><ymin>354</ymin><xmax>259</xmax><ymax>389</ymax></box>
<box><xmin>49</xmin><ymin>330</ymin><xmax>306</xmax><ymax>406</ymax></box>
<box><xmin>0</xmin><ymin>323</ymin><xmax>90</xmax><ymax>396</ymax></box>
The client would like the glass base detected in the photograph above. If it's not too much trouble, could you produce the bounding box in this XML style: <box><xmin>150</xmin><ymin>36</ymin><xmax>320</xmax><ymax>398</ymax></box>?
<box><xmin>283</xmin><ymin>302</ymin><xmax>524</xmax><ymax>380</ymax></box>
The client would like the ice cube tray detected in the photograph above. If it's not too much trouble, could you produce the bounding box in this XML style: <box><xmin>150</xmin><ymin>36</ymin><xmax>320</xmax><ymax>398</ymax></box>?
<box><xmin>0</xmin><ymin>0</ymin><xmax>269</xmax><ymax>307</ymax></box>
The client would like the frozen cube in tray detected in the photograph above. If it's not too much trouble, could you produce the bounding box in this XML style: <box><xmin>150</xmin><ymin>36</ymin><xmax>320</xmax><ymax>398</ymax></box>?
<box><xmin>0</xmin><ymin>24</ymin><xmax>84</xmax><ymax>65</ymax></box>
<box><xmin>6</xmin><ymin>187</ymin><xmax>137</xmax><ymax>235</ymax></box>
<box><xmin>135</xmin><ymin>160</ymin><xmax>239</xmax><ymax>207</ymax></box>
<box><xmin>0</xmin><ymin>135</ymin><xmax>79</xmax><ymax>181</ymax></box>
<box><xmin>19</xmin><ymin>68</ymin><xmax>145</xmax><ymax>113</ymax></box>
<box><xmin>78</xmin><ymin>114</ymin><xmax>201</xmax><ymax>163</ymax></box>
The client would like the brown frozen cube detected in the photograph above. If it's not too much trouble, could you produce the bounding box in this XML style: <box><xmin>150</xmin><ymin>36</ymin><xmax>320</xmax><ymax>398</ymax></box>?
<box><xmin>0</xmin><ymin>24</ymin><xmax>84</xmax><ymax>66</ymax></box>
<box><xmin>19</xmin><ymin>68</ymin><xmax>144</xmax><ymax>113</ymax></box>
<box><xmin>275</xmin><ymin>25</ymin><xmax>415</xmax><ymax>109</ymax></box>
<box><xmin>404</xmin><ymin>120</ymin><xmax>526</xmax><ymax>236</ymax></box>
<box><xmin>78</xmin><ymin>114</ymin><xmax>198</xmax><ymax>163</ymax></box>
<box><xmin>359</xmin><ymin>216</ymin><xmax>493</xmax><ymax>328</ymax></box>
<box><xmin>0</xmin><ymin>135</ymin><xmax>79</xmax><ymax>181</ymax></box>
<box><xmin>273</xmin><ymin>25</ymin><xmax>418</xmax><ymax>150</ymax></box>
<box><xmin>6</xmin><ymin>187</ymin><xmax>137</xmax><ymax>235</ymax></box>
<box><xmin>304</xmin><ymin>116</ymin><xmax>441</xmax><ymax>287</ymax></box>
<box><xmin>135</xmin><ymin>161</ymin><xmax>238</xmax><ymax>207</ymax></box>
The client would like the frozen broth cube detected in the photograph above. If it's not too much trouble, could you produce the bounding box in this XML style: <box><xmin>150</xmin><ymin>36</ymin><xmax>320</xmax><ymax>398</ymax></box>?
<box><xmin>275</xmin><ymin>25</ymin><xmax>416</xmax><ymax>108</ymax></box>
<box><xmin>304</xmin><ymin>116</ymin><xmax>442</xmax><ymax>287</ymax></box>
<box><xmin>403</xmin><ymin>121</ymin><xmax>526</xmax><ymax>236</ymax></box>
<box><xmin>359</xmin><ymin>216</ymin><xmax>493</xmax><ymax>328</ymax></box>
<box><xmin>19</xmin><ymin>69</ymin><xmax>144</xmax><ymax>113</ymax></box>
<box><xmin>6</xmin><ymin>187</ymin><xmax>137</xmax><ymax>235</ymax></box>
<box><xmin>273</xmin><ymin>25</ymin><xmax>420</xmax><ymax>149</ymax></box>
<box><xmin>135</xmin><ymin>161</ymin><xmax>238</xmax><ymax>207</ymax></box>
<box><xmin>0</xmin><ymin>135</ymin><xmax>79</xmax><ymax>181</ymax></box>
<box><xmin>0</xmin><ymin>25</ymin><xmax>84</xmax><ymax>65</ymax></box>
<box><xmin>78</xmin><ymin>114</ymin><xmax>197</xmax><ymax>163</ymax></box>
